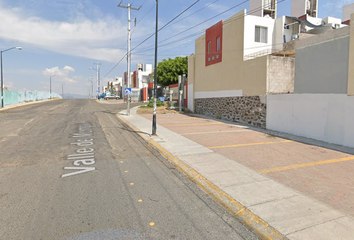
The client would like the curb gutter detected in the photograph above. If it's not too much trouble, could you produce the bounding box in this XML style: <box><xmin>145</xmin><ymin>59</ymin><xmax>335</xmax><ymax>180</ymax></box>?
<box><xmin>0</xmin><ymin>98</ymin><xmax>60</xmax><ymax>112</ymax></box>
<box><xmin>117</xmin><ymin>113</ymin><xmax>288</xmax><ymax>240</ymax></box>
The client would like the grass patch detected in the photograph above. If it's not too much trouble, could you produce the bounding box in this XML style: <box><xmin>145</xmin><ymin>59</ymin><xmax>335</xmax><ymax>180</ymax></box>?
<box><xmin>140</xmin><ymin>99</ymin><xmax>165</xmax><ymax>108</ymax></box>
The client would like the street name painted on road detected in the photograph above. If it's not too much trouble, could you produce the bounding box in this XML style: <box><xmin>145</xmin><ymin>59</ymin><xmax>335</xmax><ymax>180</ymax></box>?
<box><xmin>61</xmin><ymin>122</ymin><xmax>97</xmax><ymax>178</ymax></box>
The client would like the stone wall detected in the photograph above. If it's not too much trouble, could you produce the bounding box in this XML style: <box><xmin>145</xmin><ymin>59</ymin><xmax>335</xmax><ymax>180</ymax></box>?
<box><xmin>267</xmin><ymin>56</ymin><xmax>295</xmax><ymax>94</ymax></box>
<box><xmin>195</xmin><ymin>96</ymin><xmax>267</xmax><ymax>128</ymax></box>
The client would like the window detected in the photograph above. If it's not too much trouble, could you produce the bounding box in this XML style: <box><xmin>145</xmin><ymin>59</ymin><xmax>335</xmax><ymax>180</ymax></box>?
<box><xmin>208</xmin><ymin>41</ymin><xmax>211</xmax><ymax>55</ymax></box>
<box><xmin>255</xmin><ymin>26</ymin><xmax>267</xmax><ymax>43</ymax></box>
<box><xmin>216</xmin><ymin>36</ymin><xmax>221</xmax><ymax>51</ymax></box>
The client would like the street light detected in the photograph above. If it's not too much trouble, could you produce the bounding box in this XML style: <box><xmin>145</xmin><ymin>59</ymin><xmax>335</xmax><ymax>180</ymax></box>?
<box><xmin>1</xmin><ymin>47</ymin><xmax>22</xmax><ymax>108</ymax></box>
<box><xmin>62</xmin><ymin>83</ymin><xmax>65</xmax><ymax>99</ymax></box>
<box><xmin>87</xmin><ymin>77</ymin><xmax>93</xmax><ymax>98</ymax></box>
<box><xmin>89</xmin><ymin>63</ymin><xmax>101</xmax><ymax>98</ymax></box>
<box><xmin>50</xmin><ymin>75</ymin><xmax>57</xmax><ymax>99</ymax></box>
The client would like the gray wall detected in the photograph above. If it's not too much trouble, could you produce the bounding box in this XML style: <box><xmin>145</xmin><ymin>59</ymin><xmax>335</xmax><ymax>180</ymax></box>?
<box><xmin>294</xmin><ymin>36</ymin><xmax>349</xmax><ymax>94</ymax></box>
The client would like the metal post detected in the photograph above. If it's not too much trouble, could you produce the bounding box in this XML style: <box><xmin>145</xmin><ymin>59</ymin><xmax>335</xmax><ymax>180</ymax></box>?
<box><xmin>152</xmin><ymin>0</ymin><xmax>158</xmax><ymax>135</ymax></box>
<box><xmin>178</xmin><ymin>75</ymin><xmax>182</xmax><ymax>113</ymax></box>
<box><xmin>118</xmin><ymin>1</ymin><xmax>140</xmax><ymax>116</ymax></box>
<box><xmin>127</xmin><ymin>4</ymin><xmax>131</xmax><ymax>116</ymax></box>
<box><xmin>90</xmin><ymin>76</ymin><xmax>94</xmax><ymax>98</ymax></box>
<box><xmin>91</xmin><ymin>80</ymin><xmax>93</xmax><ymax>98</ymax></box>
<box><xmin>1</xmin><ymin>51</ymin><xmax>3</xmax><ymax>108</ymax></box>
<box><xmin>181</xmin><ymin>74</ymin><xmax>186</xmax><ymax>108</ymax></box>
<box><xmin>1</xmin><ymin>47</ymin><xmax>22</xmax><ymax>108</ymax></box>
<box><xmin>50</xmin><ymin>75</ymin><xmax>56</xmax><ymax>99</ymax></box>
<box><xmin>62</xmin><ymin>83</ymin><xmax>65</xmax><ymax>98</ymax></box>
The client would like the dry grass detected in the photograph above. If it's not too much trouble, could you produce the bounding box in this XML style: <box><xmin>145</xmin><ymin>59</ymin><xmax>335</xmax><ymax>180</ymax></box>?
<box><xmin>136</xmin><ymin>106</ymin><xmax>180</xmax><ymax>115</ymax></box>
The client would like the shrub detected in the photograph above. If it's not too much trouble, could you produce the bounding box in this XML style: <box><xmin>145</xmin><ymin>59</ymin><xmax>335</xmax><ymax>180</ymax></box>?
<box><xmin>142</xmin><ymin>99</ymin><xmax>165</xmax><ymax>108</ymax></box>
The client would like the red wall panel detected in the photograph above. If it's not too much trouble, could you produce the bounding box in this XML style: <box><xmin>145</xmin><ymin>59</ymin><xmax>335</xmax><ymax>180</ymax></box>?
<box><xmin>205</xmin><ymin>20</ymin><xmax>223</xmax><ymax>66</ymax></box>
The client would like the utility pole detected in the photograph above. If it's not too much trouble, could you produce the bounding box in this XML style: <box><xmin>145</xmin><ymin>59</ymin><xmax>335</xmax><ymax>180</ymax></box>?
<box><xmin>118</xmin><ymin>1</ymin><xmax>140</xmax><ymax>116</ymax></box>
<box><xmin>93</xmin><ymin>63</ymin><xmax>101</xmax><ymax>97</ymax></box>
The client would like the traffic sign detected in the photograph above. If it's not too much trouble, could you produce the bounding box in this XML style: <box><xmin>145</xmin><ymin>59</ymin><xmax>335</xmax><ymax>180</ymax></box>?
<box><xmin>125</xmin><ymin>88</ymin><xmax>132</xmax><ymax>95</ymax></box>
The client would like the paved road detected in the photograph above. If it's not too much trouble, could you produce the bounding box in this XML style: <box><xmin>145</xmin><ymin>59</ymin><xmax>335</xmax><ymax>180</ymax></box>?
<box><xmin>0</xmin><ymin>99</ymin><xmax>259</xmax><ymax>240</ymax></box>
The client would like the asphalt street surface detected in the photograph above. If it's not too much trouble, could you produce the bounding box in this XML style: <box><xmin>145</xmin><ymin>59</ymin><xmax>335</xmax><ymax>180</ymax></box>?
<box><xmin>0</xmin><ymin>99</ymin><xmax>259</xmax><ymax>240</ymax></box>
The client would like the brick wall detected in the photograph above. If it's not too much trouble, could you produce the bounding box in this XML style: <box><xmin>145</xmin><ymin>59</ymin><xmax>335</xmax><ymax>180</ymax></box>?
<box><xmin>195</xmin><ymin>96</ymin><xmax>267</xmax><ymax>128</ymax></box>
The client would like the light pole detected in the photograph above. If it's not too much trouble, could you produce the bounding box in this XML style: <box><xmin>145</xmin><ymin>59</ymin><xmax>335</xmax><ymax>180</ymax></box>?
<box><xmin>152</xmin><ymin>0</ymin><xmax>158</xmax><ymax>135</ymax></box>
<box><xmin>89</xmin><ymin>63</ymin><xmax>101</xmax><ymax>98</ymax></box>
<box><xmin>89</xmin><ymin>80</ymin><xmax>93</xmax><ymax>98</ymax></box>
<box><xmin>50</xmin><ymin>75</ymin><xmax>56</xmax><ymax>99</ymax></box>
<box><xmin>62</xmin><ymin>83</ymin><xmax>65</xmax><ymax>99</ymax></box>
<box><xmin>1</xmin><ymin>47</ymin><xmax>22</xmax><ymax>108</ymax></box>
<box><xmin>90</xmin><ymin>76</ymin><xmax>94</xmax><ymax>98</ymax></box>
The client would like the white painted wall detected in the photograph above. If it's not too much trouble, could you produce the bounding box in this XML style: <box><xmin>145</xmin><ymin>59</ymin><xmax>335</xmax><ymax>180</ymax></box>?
<box><xmin>343</xmin><ymin>3</ymin><xmax>354</xmax><ymax>22</ymax></box>
<box><xmin>267</xmin><ymin>94</ymin><xmax>354</xmax><ymax>148</ymax></box>
<box><xmin>244</xmin><ymin>15</ymin><xmax>275</xmax><ymax>57</ymax></box>
<box><xmin>188</xmin><ymin>84</ymin><xmax>194</xmax><ymax>112</ymax></box>
<box><xmin>291</xmin><ymin>0</ymin><xmax>306</xmax><ymax>18</ymax></box>
<box><xmin>291</xmin><ymin>0</ymin><xmax>318</xmax><ymax>18</ymax></box>
<box><xmin>195</xmin><ymin>90</ymin><xmax>242</xmax><ymax>99</ymax></box>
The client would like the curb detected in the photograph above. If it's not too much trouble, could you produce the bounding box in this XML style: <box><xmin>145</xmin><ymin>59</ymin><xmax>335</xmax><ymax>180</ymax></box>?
<box><xmin>117</xmin><ymin>113</ymin><xmax>288</xmax><ymax>240</ymax></box>
<box><xmin>0</xmin><ymin>98</ymin><xmax>60</xmax><ymax>112</ymax></box>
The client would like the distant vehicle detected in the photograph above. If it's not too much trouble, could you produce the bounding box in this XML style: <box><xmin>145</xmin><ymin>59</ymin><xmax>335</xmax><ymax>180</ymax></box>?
<box><xmin>105</xmin><ymin>95</ymin><xmax>120</xmax><ymax>100</ymax></box>
<box><xmin>98</xmin><ymin>93</ymin><xmax>105</xmax><ymax>99</ymax></box>
<box><xmin>105</xmin><ymin>91</ymin><xmax>120</xmax><ymax>100</ymax></box>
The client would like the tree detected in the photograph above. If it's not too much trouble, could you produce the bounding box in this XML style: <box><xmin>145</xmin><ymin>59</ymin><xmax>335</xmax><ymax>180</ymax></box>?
<box><xmin>155</xmin><ymin>56</ymin><xmax>188</xmax><ymax>87</ymax></box>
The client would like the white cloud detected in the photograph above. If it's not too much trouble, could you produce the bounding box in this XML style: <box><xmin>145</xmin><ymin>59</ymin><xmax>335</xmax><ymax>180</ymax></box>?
<box><xmin>4</xmin><ymin>81</ymin><xmax>14</xmax><ymax>89</ymax></box>
<box><xmin>63</xmin><ymin>66</ymin><xmax>75</xmax><ymax>72</ymax></box>
<box><xmin>42</xmin><ymin>66</ymin><xmax>77</xmax><ymax>83</ymax></box>
<box><xmin>0</xmin><ymin>4</ymin><xmax>128</xmax><ymax>62</ymax></box>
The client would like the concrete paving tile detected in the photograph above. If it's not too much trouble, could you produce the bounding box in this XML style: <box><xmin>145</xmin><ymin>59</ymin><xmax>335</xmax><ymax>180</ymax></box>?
<box><xmin>249</xmin><ymin>195</ymin><xmax>345</xmax><ymax>235</ymax></box>
<box><xmin>286</xmin><ymin>216</ymin><xmax>354</xmax><ymax>240</ymax></box>
<box><xmin>123</xmin><ymin>107</ymin><xmax>354</xmax><ymax>239</ymax></box>
<box><xmin>222</xmin><ymin>179</ymin><xmax>299</xmax><ymax>207</ymax></box>
<box><xmin>179</xmin><ymin>153</ymin><xmax>244</xmax><ymax>172</ymax></box>
<box><xmin>178</xmin><ymin>153</ymin><xmax>270</xmax><ymax>187</ymax></box>
<box><xmin>178</xmin><ymin>152</ymin><xmax>229</xmax><ymax>165</ymax></box>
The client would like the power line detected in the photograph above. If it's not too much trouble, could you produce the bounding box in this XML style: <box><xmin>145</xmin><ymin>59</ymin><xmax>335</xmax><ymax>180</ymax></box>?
<box><xmin>131</xmin><ymin>0</ymin><xmax>201</xmax><ymax>52</ymax></box>
<box><xmin>130</xmin><ymin>0</ymin><xmax>250</xmax><ymax>55</ymax></box>
<box><xmin>135</xmin><ymin>0</ymin><xmax>161</xmax><ymax>25</ymax></box>
<box><xmin>103</xmin><ymin>0</ymin><xmax>200</xmax><ymax>76</ymax></box>
<box><xmin>159</xmin><ymin>0</ymin><xmax>200</xmax><ymax>32</ymax></box>
<box><xmin>168</xmin><ymin>0</ymin><xmax>220</xmax><ymax>27</ymax></box>
<box><xmin>103</xmin><ymin>54</ymin><xmax>127</xmax><ymax>78</ymax></box>
<box><xmin>158</xmin><ymin>0</ymin><xmax>249</xmax><ymax>45</ymax></box>
<box><xmin>133</xmin><ymin>0</ymin><xmax>288</xmax><ymax>55</ymax></box>
<box><xmin>104</xmin><ymin>0</ymin><xmax>289</xmax><ymax>77</ymax></box>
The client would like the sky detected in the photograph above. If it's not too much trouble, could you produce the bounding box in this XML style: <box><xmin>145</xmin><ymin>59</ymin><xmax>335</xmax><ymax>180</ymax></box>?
<box><xmin>0</xmin><ymin>0</ymin><xmax>353</xmax><ymax>97</ymax></box>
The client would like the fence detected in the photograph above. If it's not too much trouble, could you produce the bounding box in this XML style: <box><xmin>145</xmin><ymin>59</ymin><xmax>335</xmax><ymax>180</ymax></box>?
<box><xmin>0</xmin><ymin>90</ymin><xmax>62</xmax><ymax>106</ymax></box>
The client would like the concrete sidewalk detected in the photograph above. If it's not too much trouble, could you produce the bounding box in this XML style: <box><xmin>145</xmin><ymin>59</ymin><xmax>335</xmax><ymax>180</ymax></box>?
<box><xmin>118</xmin><ymin>107</ymin><xmax>354</xmax><ymax>240</ymax></box>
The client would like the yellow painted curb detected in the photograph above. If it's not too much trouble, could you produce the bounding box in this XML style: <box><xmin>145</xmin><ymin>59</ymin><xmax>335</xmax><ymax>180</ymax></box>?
<box><xmin>117</xmin><ymin>113</ymin><xmax>287</xmax><ymax>240</ymax></box>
